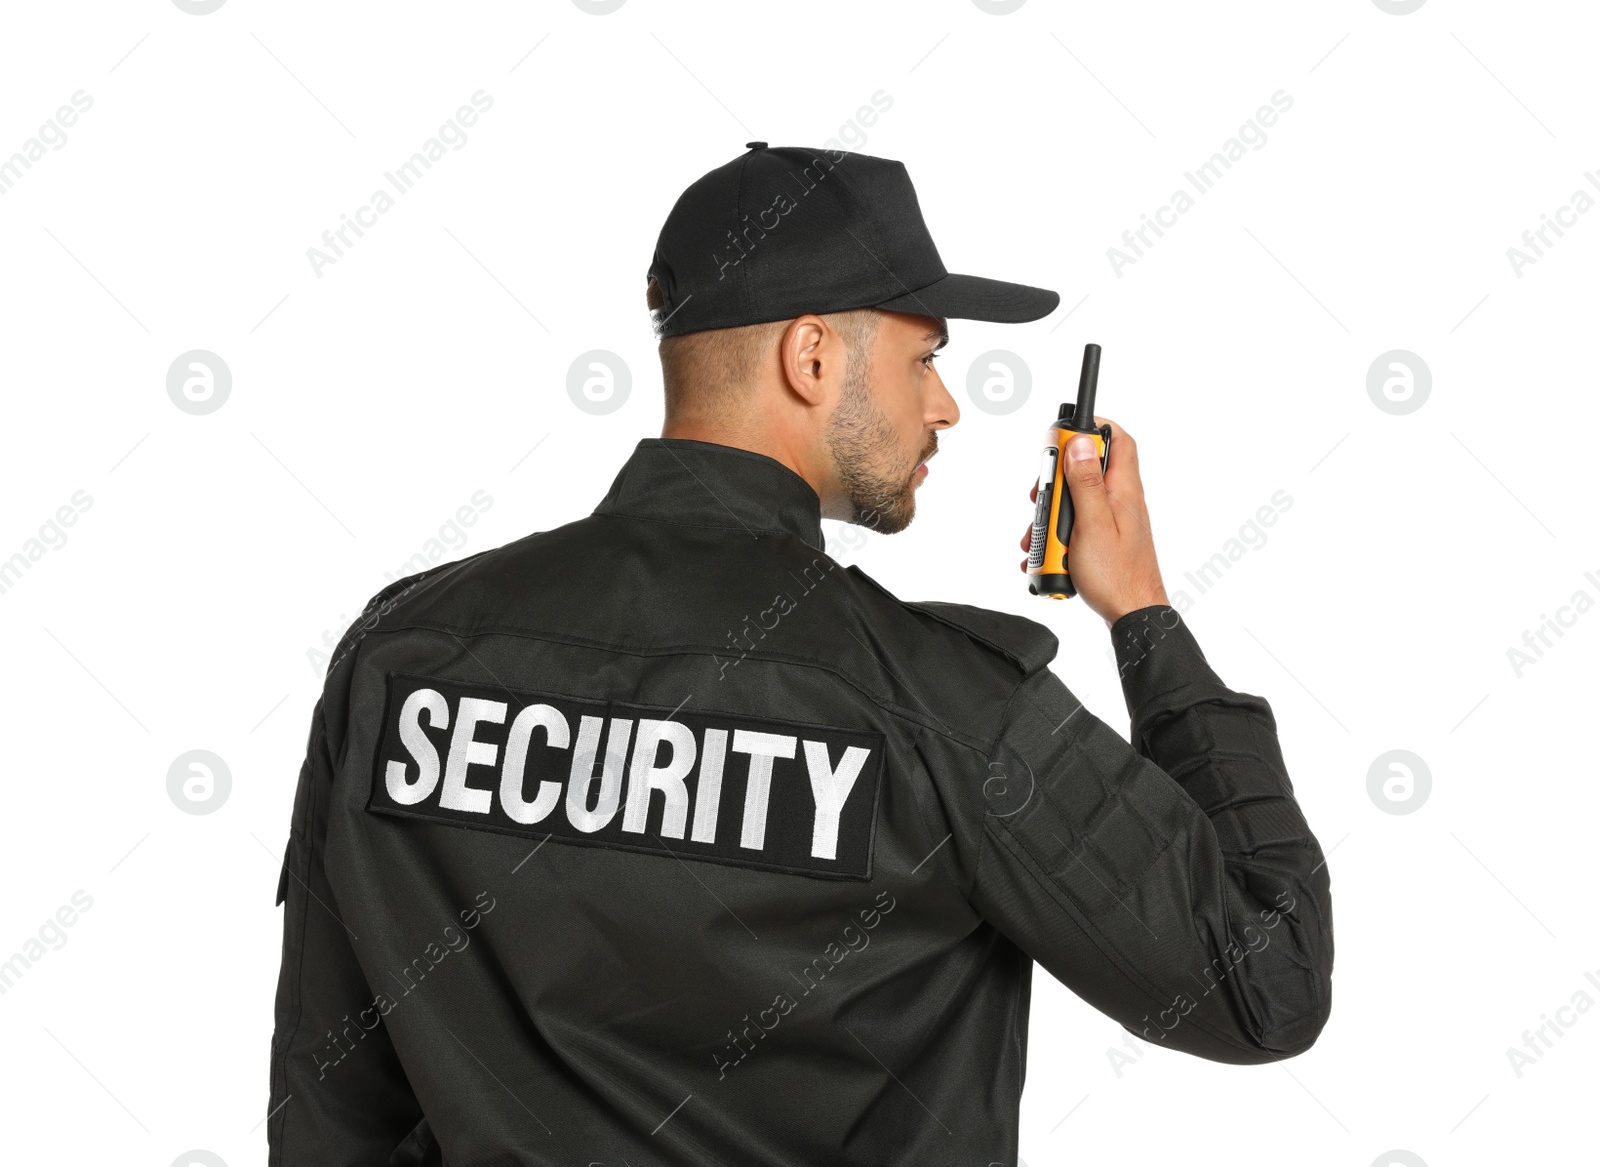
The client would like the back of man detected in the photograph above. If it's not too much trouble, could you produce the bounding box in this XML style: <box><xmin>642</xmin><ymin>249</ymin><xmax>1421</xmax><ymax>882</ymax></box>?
<box><xmin>272</xmin><ymin>438</ymin><xmax>1038</xmax><ymax>1164</ymax></box>
<box><xmin>268</xmin><ymin>144</ymin><xmax>1334</xmax><ymax>1167</ymax></box>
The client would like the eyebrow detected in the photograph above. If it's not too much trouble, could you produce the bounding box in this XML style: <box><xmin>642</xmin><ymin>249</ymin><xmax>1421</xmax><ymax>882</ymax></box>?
<box><xmin>922</xmin><ymin>319</ymin><xmax>949</xmax><ymax>350</ymax></box>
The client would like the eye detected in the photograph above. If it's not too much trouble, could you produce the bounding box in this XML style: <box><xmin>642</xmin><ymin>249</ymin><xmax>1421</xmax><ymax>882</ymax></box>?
<box><xmin>920</xmin><ymin>352</ymin><xmax>941</xmax><ymax>368</ymax></box>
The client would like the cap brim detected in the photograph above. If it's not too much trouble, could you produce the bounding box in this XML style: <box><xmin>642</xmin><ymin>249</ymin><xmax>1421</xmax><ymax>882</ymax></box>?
<box><xmin>873</xmin><ymin>273</ymin><xmax>1059</xmax><ymax>324</ymax></box>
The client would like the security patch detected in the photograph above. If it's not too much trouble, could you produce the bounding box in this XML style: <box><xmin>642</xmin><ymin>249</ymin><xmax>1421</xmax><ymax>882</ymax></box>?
<box><xmin>368</xmin><ymin>673</ymin><xmax>885</xmax><ymax>880</ymax></box>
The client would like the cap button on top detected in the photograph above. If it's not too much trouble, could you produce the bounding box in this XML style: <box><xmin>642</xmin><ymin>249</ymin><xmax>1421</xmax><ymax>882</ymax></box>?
<box><xmin>745</xmin><ymin>141</ymin><xmax>767</xmax><ymax>150</ymax></box>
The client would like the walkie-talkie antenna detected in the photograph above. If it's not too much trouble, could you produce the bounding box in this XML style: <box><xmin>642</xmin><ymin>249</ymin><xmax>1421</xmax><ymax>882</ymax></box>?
<box><xmin>1071</xmin><ymin>343</ymin><xmax>1101</xmax><ymax>427</ymax></box>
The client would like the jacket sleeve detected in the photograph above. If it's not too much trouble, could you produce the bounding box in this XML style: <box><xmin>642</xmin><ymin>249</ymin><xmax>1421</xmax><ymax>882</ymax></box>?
<box><xmin>968</xmin><ymin>605</ymin><xmax>1334</xmax><ymax>1063</ymax></box>
<box><xmin>268</xmin><ymin>692</ymin><xmax>424</xmax><ymax>1164</ymax></box>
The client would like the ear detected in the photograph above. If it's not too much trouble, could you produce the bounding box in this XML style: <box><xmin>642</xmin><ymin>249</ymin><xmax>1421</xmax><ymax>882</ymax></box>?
<box><xmin>780</xmin><ymin>315</ymin><xmax>844</xmax><ymax>406</ymax></box>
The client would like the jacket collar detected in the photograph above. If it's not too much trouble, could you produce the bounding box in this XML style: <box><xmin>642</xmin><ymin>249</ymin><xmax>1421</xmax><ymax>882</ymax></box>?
<box><xmin>593</xmin><ymin>438</ymin><xmax>827</xmax><ymax>552</ymax></box>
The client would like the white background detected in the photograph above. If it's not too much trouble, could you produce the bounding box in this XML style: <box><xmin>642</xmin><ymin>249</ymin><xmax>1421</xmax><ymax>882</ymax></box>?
<box><xmin>1</xmin><ymin>1</ymin><xmax>1596</xmax><ymax>1164</ymax></box>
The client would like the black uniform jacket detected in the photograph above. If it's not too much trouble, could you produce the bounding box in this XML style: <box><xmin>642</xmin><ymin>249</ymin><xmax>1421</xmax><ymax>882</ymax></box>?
<box><xmin>268</xmin><ymin>437</ymin><xmax>1334</xmax><ymax>1167</ymax></box>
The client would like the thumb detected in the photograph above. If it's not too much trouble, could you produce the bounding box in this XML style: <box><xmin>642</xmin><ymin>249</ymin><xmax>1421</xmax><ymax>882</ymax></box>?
<box><xmin>1063</xmin><ymin>434</ymin><xmax>1111</xmax><ymax>529</ymax></box>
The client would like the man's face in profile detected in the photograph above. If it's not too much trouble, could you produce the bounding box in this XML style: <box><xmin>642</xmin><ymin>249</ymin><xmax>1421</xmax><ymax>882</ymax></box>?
<box><xmin>826</xmin><ymin>310</ymin><xmax>957</xmax><ymax>535</ymax></box>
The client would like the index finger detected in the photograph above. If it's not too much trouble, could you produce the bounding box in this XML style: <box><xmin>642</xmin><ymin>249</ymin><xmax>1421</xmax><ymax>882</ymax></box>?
<box><xmin>1091</xmin><ymin>416</ymin><xmax>1144</xmax><ymax>495</ymax></box>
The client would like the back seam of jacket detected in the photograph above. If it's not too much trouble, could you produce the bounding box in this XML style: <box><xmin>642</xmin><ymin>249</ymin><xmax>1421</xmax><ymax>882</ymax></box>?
<box><xmin>341</xmin><ymin>620</ymin><xmax>1003</xmax><ymax>752</ymax></box>
<box><xmin>587</xmin><ymin>508</ymin><xmax>818</xmax><ymax>545</ymax></box>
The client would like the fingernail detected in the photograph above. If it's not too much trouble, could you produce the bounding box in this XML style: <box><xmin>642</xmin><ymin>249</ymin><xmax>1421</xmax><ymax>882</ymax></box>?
<box><xmin>1067</xmin><ymin>435</ymin><xmax>1097</xmax><ymax>462</ymax></box>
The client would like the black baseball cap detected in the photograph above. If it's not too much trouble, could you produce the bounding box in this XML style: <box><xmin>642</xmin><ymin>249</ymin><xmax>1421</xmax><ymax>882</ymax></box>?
<box><xmin>647</xmin><ymin>142</ymin><xmax>1059</xmax><ymax>338</ymax></box>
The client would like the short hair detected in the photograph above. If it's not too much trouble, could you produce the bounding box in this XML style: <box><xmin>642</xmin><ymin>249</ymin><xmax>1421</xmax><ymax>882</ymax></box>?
<box><xmin>647</xmin><ymin>277</ymin><xmax>880</xmax><ymax>417</ymax></box>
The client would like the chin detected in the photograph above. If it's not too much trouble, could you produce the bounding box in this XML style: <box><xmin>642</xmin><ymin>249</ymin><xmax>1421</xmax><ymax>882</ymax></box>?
<box><xmin>855</xmin><ymin>491</ymin><xmax>916</xmax><ymax>536</ymax></box>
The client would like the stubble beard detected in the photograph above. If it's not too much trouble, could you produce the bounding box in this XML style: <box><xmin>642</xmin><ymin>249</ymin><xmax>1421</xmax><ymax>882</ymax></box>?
<box><xmin>825</xmin><ymin>358</ymin><xmax>936</xmax><ymax>537</ymax></box>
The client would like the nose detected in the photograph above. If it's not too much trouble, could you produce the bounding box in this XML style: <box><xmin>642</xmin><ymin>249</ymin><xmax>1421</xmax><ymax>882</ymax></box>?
<box><xmin>928</xmin><ymin>365</ymin><xmax>960</xmax><ymax>430</ymax></box>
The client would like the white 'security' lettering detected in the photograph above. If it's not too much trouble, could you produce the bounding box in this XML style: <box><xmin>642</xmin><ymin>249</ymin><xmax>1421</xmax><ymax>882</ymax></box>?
<box><xmin>371</xmin><ymin>675</ymin><xmax>883</xmax><ymax>880</ymax></box>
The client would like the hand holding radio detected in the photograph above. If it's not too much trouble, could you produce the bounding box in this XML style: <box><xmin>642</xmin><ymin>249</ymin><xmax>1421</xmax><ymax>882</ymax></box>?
<box><xmin>1019</xmin><ymin>344</ymin><xmax>1169</xmax><ymax>626</ymax></box>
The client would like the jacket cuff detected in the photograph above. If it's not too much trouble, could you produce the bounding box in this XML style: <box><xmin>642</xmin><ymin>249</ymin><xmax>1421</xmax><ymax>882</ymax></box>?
<box><xmin>1110</xmin><ymin>605</ymin><xmax>1221</xmax><ymax>714</ymax></box>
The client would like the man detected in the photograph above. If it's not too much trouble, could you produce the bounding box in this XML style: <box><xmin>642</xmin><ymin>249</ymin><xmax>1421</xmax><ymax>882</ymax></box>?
<box><xmin>269</xmin><ymin>143</ymin><xmax>1334</xmax><ymax>1166</ymax></box>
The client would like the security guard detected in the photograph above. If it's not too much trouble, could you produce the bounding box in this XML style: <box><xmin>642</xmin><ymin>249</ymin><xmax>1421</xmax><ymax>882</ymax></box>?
<box><xmin>269</xmin><ymin>144</ymin><xmax>1334</xmax><ymax>1166</ymax></box>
